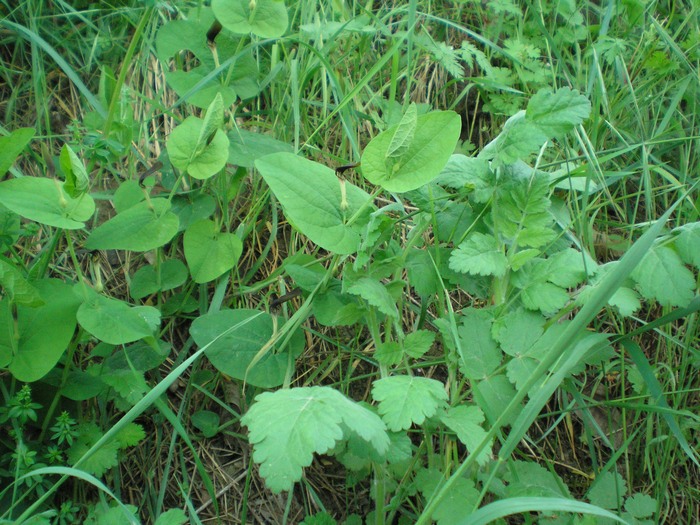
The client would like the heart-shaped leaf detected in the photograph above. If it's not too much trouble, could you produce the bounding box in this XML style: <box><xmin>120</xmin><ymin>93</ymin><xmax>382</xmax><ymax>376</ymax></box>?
<box><xmin>167</xmin><ymin>116</ymin><xmax>229</xmax><ymax>180</ymax></box>
<box><xmin>86</xmin><ymin>198</ymin><xmax>179</xmax><ymax>252</ymax></box>
<box><xmin>0</xmin><ymin>177</ymin><xmax>95</xmax><ymax>229</ymax></box>
<box><xmin>361</xmin><ymin>110</ymin><xmax>461</xmax><ymax>192</ymax></box>
<box><xmin>129</xmin><ymin>259</ymin><xmax>188</xmax><ymax>300</ymax></box>
<box><xmin>184</xmin><ymin>220</ymin><xmax>243</xmax><ymax>283</ymax></box>
<box><xmin>256</xmin><ymin>152</ymin><xmax>374</xmax><ymax>254</ymax></box>
<box><xmin>212</xmin><ymin>0</ymin><xmax>288</xmax><ymax>38</ymax></box>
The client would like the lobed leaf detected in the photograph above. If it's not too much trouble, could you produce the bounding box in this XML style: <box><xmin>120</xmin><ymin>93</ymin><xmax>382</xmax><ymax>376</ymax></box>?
<box><xmin>449</xmin><ymin>233</ymin><xmax>507</xmax><ymax>277</ymax></box>
<box><xmin>372</xmin><ymin>375</ymin><xmax>448</xmax><ymax>431</ymax></box>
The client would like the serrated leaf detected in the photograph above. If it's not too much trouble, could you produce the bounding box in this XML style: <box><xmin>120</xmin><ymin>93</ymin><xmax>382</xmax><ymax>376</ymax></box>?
<box><xmin>587</xmin><ymin>471</ymin><xmax>627</xmax><ymax>509</ymax></box>
<box><xmin>608</xmin><ymin>286</ymin><xmax>641</xmax><ymax>317</ymax></box>
<box><xmin>184</xmin><ymin>220</ymin><xmax>243</xmax><ymax>283</ymax></box>
<box><xmin>361</xmin><ymin>111</ymin><xmax>461</xmax><ymax>192</ymax></box>
<box><xmin>101</xmin><ymin>368</ymin><xmax>148</xmax><ymax>404</ymax></box>
<box><xmin>474</xmin><ymin>374</ymin><xmax>517</xmax><ymax>424</ymax></box>
<box><xmin>624</xmin><ymin>493</ymin><xmax>656</xmax><ymax>519</ymax></box>
<box><xmin>241</xmin><ymin>386</ymin><xmax>389</xmax><ymax>492</ymax></box>
<box><xmin>493</xmin><ymin>308</ymin><xmax>545</xmax><ymax>357</ymax></box>
<box><xmin>114</xmin><ymin>423</ymin><xmax>146</xmax><ymax>448</ymax></box>
<box><xmin>520</xmin><ymin>280</ymin><xmax>570</xmax><ymax>314</ymax></box>
<box><xmin>478</xmin><ymin>111</ymin><xmax>546</xmax><ymax>165</ymax></box>
<box><xmin>154</xmin><ymin>509</ymin><xmax>188</xmax><ymax>525</ymax></box>
<box><xmin>449</xmin><ymin>233</ymin><xmax>507</xmax><ymax>277</ymax></box>
<box><xmin>212</xmin><ymin>0</ymin><xmax>289</xmax><ymax>38</ymax></box>
<box><xmin>415</xmin><ymin>468</ymin><xmax>480</xmax><ymax>525</ymax></box>
<box><xmin>436</xmin><ymin>154</ymin><xmax>495</xmax><ymax>203</ymax></box>
<box><xmin>440</xmin><ymin>405</ymin><xmax>492</xmax><ymax>465</ymax></box>
<box><xmin>505</xmin><ymin>460</ymin><xmax>572</xmax><ymax>498</ymax></box>
<box><xmin>346</xmin><ymin>277</ymin><xmax>398</xmax><ymax>318</ymax></box>
<box><xmin>375</xmin><ymin>341</ymin><xmax>402</xmax><ymax>366</ymax></box>
<box><xmin>386</xmin><ymin>102</ymin><xmax>417</xmax><ymax>159</ymax></box>
<box><xmin>60</xmin><ymin>144</ymin><xmax>89</xmax><ymax>197</ymax></box>
<box><xmin>546</xmin><ymin>248</ymin><xmax>588</xmax><ymax>288</ymax></box>
<box><xmin>506</xmin><ymin>355</ymin><xmax>543</xmax><ymax>395</ymax></box>
<box><xmin>372</xmin><ymin>375</ymin><xmax>448</xmax><ymax>431</ymax></box>
<box><xmin>457</xmin><ymin>308</ymin><xmax>502</xmax><ymax>380</ymax></box>
<box><xmin>674</xmin><ymin>222</ymin><xmax>700</xmax><ymax>268</ymax></box>
<box><xmin>167</xmin><ymin>116</ymin><xmax>229</xmax><ymax>179</ymax></box>
<box><xmin>86</xmin><ymin>198</ymin><xmax>179</xmax><ymax>252</ymax></box>
<box><xmin>403</xmin><ymin>330</ymin><xmax>435</xmax><ymax>359</ymax></box>
<box><xmin>256</xmin><ymin>152</ymin><xmax>373</xmax><ymax>254</ymax></box>
<box><xmin>67</xmin><ymin>423</ymin><xmax>120</xmax><ymax>477</ymax></box>
<box><xmin>526</xmin><ymin>87</ymin><xmax>591</xmax><ymax>137</ymax></box>
<box><xmin>631</xmin><ymin>245</ymin><xmax>695</xmax><ymax>307</ymax></box>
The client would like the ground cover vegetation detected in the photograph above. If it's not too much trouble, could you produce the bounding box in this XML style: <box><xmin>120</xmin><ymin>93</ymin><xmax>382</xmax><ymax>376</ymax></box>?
<box><xmin>0</xmin><ymin>0</ymin><xmax>698</xmax><ymax>523</ymax></box>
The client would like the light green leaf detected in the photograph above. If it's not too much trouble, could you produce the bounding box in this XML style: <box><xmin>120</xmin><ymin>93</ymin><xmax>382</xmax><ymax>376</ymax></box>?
<box><xmin>241</xmin><ymin>386</ymin><xmax>389</xmax><ymax>492</ymax></box>
<box><xmin>372</xmin><ymin>375</ymin><xmax>448</xmax><ymax>431</ymax></box>
<box><xmin>386</xmin><ymin>102</ymin><xmax>417</xmax><ymax>159</ymax></box>
<box><xmin>0</xmin><ymin>127</ymin><xmax>34</xmax><ymax>175</ymax></box>
<box><xmin>414</xmin><ymin>469</ymin><xmax>480</xmax><ymax>525</ymax></box>
<box><xmin>520</xmin><ymin>280</ymin><xmax>570</xmax><ymax>314</ymax></box>
<box><xmin>403</xmin><ymin>330</ymin><xmax>435</xmax><ymax>359</ymax></box>
<box><xmin>493</xmin><ymin>308</ymin><xmax>545</xmax><ymax>357</ymax></box>
<box><xmin>0</xmin><ymin>177</ymin><xmax>95</xmax><ymax>229</ymax></box>
<box><xmin>375</xmin><ymin>341</ymin><xmax>402</xmax><ymax>366</ymax></box>
<box><xmin>4</xmin><ymin>280</ymin><xmax>81</xmax><ymax>382</ymax></box>
<box><xmin>198</xmin><ymin>93</ymin><xmax>225</xmax><ymax>148</ymax></box>
<box><xmin>449</xmin><ymin>233</ymin><xmax>507</xmax><ymax>277</ymax></box>
<box><xmin>506</xmin><ymin>356</ymin><xmax>543</xmax><ymax>395</ymax></box>
<box><xmin>67</xmin><ymin>423</ymin><xmax>120</xmax><ymax>477</ymax></box>
<box><xmin>346</xmin><ymin>277</ymin><xmax>398</xmax><ymax>318</ymax></box>
<box><xmin>457</xmin><ymin>308</ymin><xmax>501</xmax><ymax>380</ymax></box>
<box><xmin>0</xmin><ymin>259</ymin><xmax>43</xmax><ymax>307</ymax></box>
<box><xmin>86</xmin><ymin>198</ymin><xmax>179</xmax><ymax>252</ymax></box>
<box><xmin>167</xmin><ymin>116</ymin><xmax>229</xmax><ymax>179</ymax></box>
<box><xmin>624</xmin><ymin>493</ymin><xmax>656</xmax><ymax>519</ymax></box>
<box><xmin>587</xmin><ymin>471</ymin><xmax>627</xmax><ymax>509</ymax></box>
<box><xmin>212</xmin><ymin>0</ymin><xmax>288</xmax><ymax>38</ymax></box>
<box><xmin>361</xmin><ymin>111</ymin><xmax>461</xmax><ymax>192</ymax></box>
<box><xmin>478</xmin><ymin>111</ymin><xmax>546</xmax><ymax>165</ymax></box>
<box><xmin>526</xmin><ymin>87</ymin><xmax>591</xmax><ymax>137</ymax></box>
<box><xmin>474</xmin><ymin>374</ymin><xmax>517</xmax><ymax>424</ymax></box>
<box><xmin>545</xmin><ymin>248</ymin><xmax>588</xmax><ymax>288</ymax></box>
<box><xmin>190</xmin><ymin>309</ymin><xmax>304</xmax><ymax>388</ymax></box>
<box><xmin>59</xmin><ymin>144</ymin><xmax>89</xmax><ymax>197</ymax></box>
<box><xmin>440</xmin><ymin>405</ymin><xmax>492</xmax><ymax>465</ymax></box>
<box><xmin>154</xmin><ymin>509</ymin><xmax>188</xmax><ymax>525</ymax></box>
<box><xmin>674</xmin><ymin>222</ymin><xmax>700</xmax><ymax>268</ymax></box>
<box><xmin>77</xmin><ymin>288</ymin><xmax>159</xmax><ymax>345</ymax></box>
<box><xmin>505</xmin><ymin>460</ymin><xmax>571</xmax><ymax>498</ymax></box>
<box><xmin>113</xmin><ymin>179</ymin><xmax>146</xmax><ymax>213</ymax></box>
<box><xmin>436</xmin><ymin>154</ymin><xmax>495</xmax><ymax>202</ymax></box>
<box><xmin>631</xmin><ymin>245</ymin><xmax>695</xmax><ymax>307</ymax></box>
<box><xmin>114</xmin><ymin>423</ymin><xmax>146</xmax><ymax>448</ymax></box>
<box><xmin>256</xmin><ymin>152</ymin><xmax>373</xmax><ymax>254</ymax></box>
<box><xmin>228</xmin><ymin>128</ymin><xmax>293</xmax><ymax>168</ymax></box>
<box><xmin>608</xmin><ymin>286</ymin><xmax>641</xmax><ymax>317</ymax></box>
<box><xmin>184</xmin><ymin>220</ymin><xmax>243</xmax><ymax>283</ymax></box>
<box><xmin>129</xmin><ymin>259</ymin><xmax>188</xmax><ymax>300</ymax></box>
<box><xmin>405</xmin><ymin>248</ymin><xmax>441</xmax><ymax>298</ymax></box>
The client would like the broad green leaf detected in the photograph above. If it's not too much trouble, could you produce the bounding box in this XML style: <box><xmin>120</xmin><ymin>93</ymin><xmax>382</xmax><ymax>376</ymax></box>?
<box><xmin>449</xmin><ymin>233</ymin><xmax>507</xmax><ymax>277</ymax></box>
<box><xmin>191</xmin><ymin>410</ymin><xmax>220</xmax><ymax>438</ymax></box>
<box><xmin>520</xmin><ymin>280</ymin><xmax>570</xmax><ymax>314</ymax></box>
<box><xmin>587</xmin><ymin>471</ymin><xmax>627</xmax><ymax>509</ymax></box>
<box><xmin>440</xmin><ymin>405</ymin><xmax>492</xmax><ymax>466</ymax></box>
<box><xmin>171</xmin><ymin>193</ymin><xmax>217</xmax><ymax>231</ymax></box>
<box><xmin>0</xmin><ymin>177</ymin><xmax>95</xmax><ymax>229</ymax></box>
<box><xmin>414</xmin><ymin>469</ymin><xmax>480</xmax><ymax>525</ymax></box>
<box><xmin>228</xmin><ymin>128</ymin><xmax>293</xmax><ymax>168</ymax></box>
<box><xmin>154</xmin><ymin>509</ymin><xmax>188</xmax><ymax>525</ymax></box>
<box><xmin>167</xmin><ymin>116</ymin><xmax>229</xmax><ymax>179</ymax></box>
<box><xmin>77</xmin><ymin>288</ymin><xmax>159</xmax><ymax>345</ymax></box>
<box><xmin>67</xmin><ymin>423</ymin><xmax>120</xmax><ymax>477</ymax></box>
<box><xmin>403</xmin><ymin>330</ymin><xmax>435</xmax><ymax>359</ymax></box>
<box><xmin>436</xmin><ymin>154</ymin><xmax>495</xmax><ymax>202</ymax></box>
<box><xmin>241</xmin><ymin>386</ymin><xmax>389</xmax><ymax>492</ymax></box>
<box><xmin>129</xmin><ymin>259</ymin><xmax>188</xmax><ymax>300</ymax></box>
<box><xmin>457</xmin><ymin>308</ymin><xmax>502</xmax><ymax>380</ymax></box>
<box><xmin>674</xmin><ymin>222</ymin><xmax>700</xmax><ymax>268</ymax></box>
<box><xmin>86</xmin><ymin>198</ymin><xmax>179</xmax><ymax>252</ymax></box>
<box><xmin>526</xmin><ymin>87</ymin><xmax>591</xmax><ymax>137</ymax></box>
<box><xmin>256</xmin><ymin>152</ymin><xmax>373</xmax><ymax>254</ymax></box>
<box><xmin>0</xmin><ymin>259</ymin><xmax>43</xmax><ymax>307</ymax></box>
<box><xmin>0</xmin><ymin>127</ymin><xmax>34</xmax><ymax>175</ymax></box>
<box><xmin>346</xmin><ymin>277</ymin><xmax>399</xmax><ymax>318</ymax></box>
<box><xmin>375</xmin><ymin>341</ymin><xmax>403</xmax><ymax>366</ymax></box>
<box><xmin>478</xmin><ymin>111</ymin><xmax>546</xmax><ymax>165</ymax></box>
<box><xmin>212</xmin><ymin>0</ymin><xmax>288</xmax><ymax>38</ymax></box>
<box><xmin>155</xmin><ymin>8</ymin><xmax>237</xmax><ymax>108</ymax></box>
<box><xmin>184</xmin><ymin>220</ymin><xmax>243</xmax><ymax>283</ymax></box>
<box><xmin>504</xmin><ymin>461</ymin><xmax>571</xmax><ymax>498</ymax></box>
<box><xmin>113</xmin><ymin>179</ymin><xmax>146</xmax><ymax>213</ymax></box>
<box><xmin>506</xmin><ymin>356</ymin><xmax>543</xmax><ymax>395</ymax></box>
<box><xmin>631</xmin><ymin>245</ymin><xmax>695</xmax><ymax>307</ymax></box>
<box><xmin>624</xmin><ymin>493</ymin><xmax>656</xmax><ymax>519</ymax></box>
<box><xmin>312</xmin><ymin>287</ymin><xmax>365</xmax><ymax>326</ymax></box>
<box><xmin>406</xmin><ymin>248</ymin><xmax>441</xmax><ymax>298</ymax></box>
<box><xmin>386</xmin><ymin>102</ymin><xmax>417</xmax><ymax>159</ymax></box>
<box><xmin>0</xmin><ymin>204</ymin><xmax>20</xmax><ymax>250</ymax></box>
<box><xmin>190</xmin><ymin>309</ymin><xmax>304</xmax><ymax>388</ymax></box>
<box><xmin>372</xmin><ymin>375</ymin><xmax>448</xmax><ymax>431</ymax></box>
<box><xmin>493</xmin><ymin>308</ymin><xmax>545</xmax><ymax>357</ymax></box>
<box><xmin>59</xmin><ymin>144</ymin><xmax>89</xmax><ymax>197</ymax></box>
<box><xmin>361</xmin><ymin>111</ymin><xmax>461</xmax><ymax>192</ymax></box>
<box><xmin>545</xmin><ymin>248</ymin><xmax>588</xmax><ymax>287</ymax></box>
<box><xmin>4</xmin><ymin>280</ymin><xmax>81</xmax><ymax>382</ymax></box>
<box><xmin>474</xmin><ymin>374</ymin><xmax>517</xmax><ymax>424</ymax></box>
<box><xmin>608</xmin><ymin>286</ymin><xmax>642</xmax><ymax>316</ymax></box>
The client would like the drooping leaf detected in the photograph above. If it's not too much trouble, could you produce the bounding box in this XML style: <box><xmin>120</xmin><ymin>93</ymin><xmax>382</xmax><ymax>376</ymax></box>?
<box><xmin>198</xmin><ymin>93</ymin><xmax>225</xmax><ymax>148</ymax></box>
<box><xmin>77</xmin><ymin>288</ymin><xmax>159</xmax><ymax>345</ymax></box>
<box><xmin>184</xmin><ymin>220</ymin><xmax>243</xmax><ymax>283</ymax></box>
<box><xmin>440</xmin><ymin>405</ymin><xmax>492</xmax><ymax>465</ymax></box>
<box><xmin>0</xmin><ymin>177</ymin><xmax>95</xmax><ymax>229</ymax></box>
<box><xmin>4</xmin><ymin>280</ymin><xmax>81</xmax><ymax>382</ymax></box>
<box><xmin>372</xmin><ymin>375</ymin><xmax>448</xmax><ymax>431</ymax></box>
<box><xmin>212</xmin><ymin>0</ymin><xmax>289</xmax><ymax>38</ymax></box>
<box><xmin>241</xmin><ymin>386</ymin><xmax>389</xmax><ymax>492</ymax></box>
<box><xmin>256</xmin><ymin>152</ymin><xmax>373</xmax><ymax>254</ymax></box>
<box><xmin>59</xmin><ymin>144</ymin><xmax>89</xmax><ymax>197</ymax></box>
<box><xmin>362</xmin><ymin>111</ymin><xmax>461</xmax><ymax>192</ymax></box>
<box><xmin>526</xmin><ymin>87</ymin><xmax>591</xmax><ymax>138</ymax></box>
<box><xmin>167</xmin><ymin>116</ymin><xmax>229</xmax><ymax>180</ymax></box>
<box><xmin>0</xmin><ymin>127</ymin><xmax>34</xmax><ymax>175</ymax></box>
<box><xmin>86</xmin><ymin>198</ymin><xmax>179</xmax><ymax>252</ymax></box>
<box><xmin>449</xmin><ymin>233</ymin><xmax>508</xmax><ymax>277</ymax></box>
<box><xmin>631</xmin><ymin>245</ymin><xmax>695</xmax><ymax>307</ymax></box>
<box><xmin>190</xmin><ymin>309</ymin><xmax>304</xmax><ymax>388</ymax></box>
